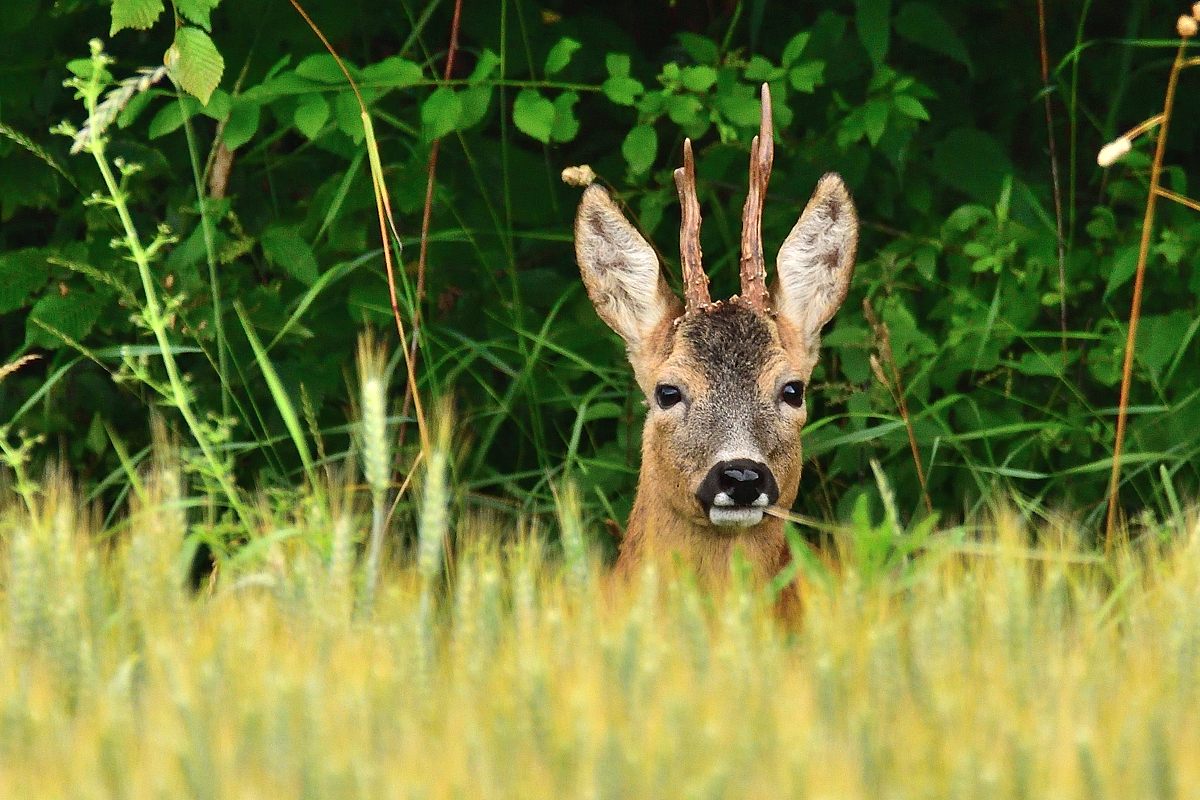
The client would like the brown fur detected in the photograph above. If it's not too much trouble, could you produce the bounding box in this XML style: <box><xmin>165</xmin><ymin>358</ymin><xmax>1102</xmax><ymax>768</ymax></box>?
<box><xmin>574</xmin><ymin>174</ymin><xmax>857</xmax><ymax>590</ymax></box>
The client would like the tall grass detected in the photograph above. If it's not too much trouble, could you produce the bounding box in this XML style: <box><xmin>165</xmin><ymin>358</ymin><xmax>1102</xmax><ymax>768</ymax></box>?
<box><xmin>2</xmin><ymin>461</ymin><xmax>1199</xmax><ymax>797</ymax></box>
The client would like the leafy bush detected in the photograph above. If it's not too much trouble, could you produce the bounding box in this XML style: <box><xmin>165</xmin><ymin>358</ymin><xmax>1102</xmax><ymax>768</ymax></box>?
<box><xmin>1</xmin><ymin>0</ymin><xmax>1198</xmax><ymax>545</ymax></box>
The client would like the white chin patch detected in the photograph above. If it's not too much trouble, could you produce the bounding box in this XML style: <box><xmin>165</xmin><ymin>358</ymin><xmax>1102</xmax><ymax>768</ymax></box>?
<box><xmin>708</xmin><ymin>508</ymin><xmax>765</xmax><ymax>528</ymax></box>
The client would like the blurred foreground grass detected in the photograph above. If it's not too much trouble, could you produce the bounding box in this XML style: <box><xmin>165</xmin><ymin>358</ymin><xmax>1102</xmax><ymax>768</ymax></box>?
<box><xmin>2</xmin><ymin>463</ymin><xmax>1199</xmax><ymax>799</ymax></box>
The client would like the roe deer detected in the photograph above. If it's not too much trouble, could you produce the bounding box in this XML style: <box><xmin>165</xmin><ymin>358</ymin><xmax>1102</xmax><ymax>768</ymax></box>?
<box><xmin>573</xmin><ymin>85</ymin><xmax>857</xmax><ymax>583</ymax></box>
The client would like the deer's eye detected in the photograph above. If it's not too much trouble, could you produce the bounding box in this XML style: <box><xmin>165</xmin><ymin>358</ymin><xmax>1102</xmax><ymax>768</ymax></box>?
<box><xmin>780</xmin><ymin>380</ymin><xmax>806</xmax><ymax>408</ymax></box>
<box><xmin>655</xmin><ymin>384</ymin><xmax>683</xmax><ymax>409</ymax></box>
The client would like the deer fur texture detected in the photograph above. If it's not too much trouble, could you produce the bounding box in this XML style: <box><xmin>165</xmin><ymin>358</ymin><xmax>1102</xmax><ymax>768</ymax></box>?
<box><xmin>573</xmin><ymin>87</ymin><xmax>858</xmax><ymax>585</ymax></box>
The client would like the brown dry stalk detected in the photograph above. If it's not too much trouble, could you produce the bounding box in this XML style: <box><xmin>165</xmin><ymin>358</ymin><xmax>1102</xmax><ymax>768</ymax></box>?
<box><xmin>738</xmin><ymin>83</ymin><xmax>773</xmax><ymax>312</ymax></box>
<box><xmin>287</xmin><ymin>0</ymin><xmax>429</xmax><ymax>454</ymax></box>
<box><xmin>674</xmin><ymin>138</ymin><xmax>710</xmax><ymax>312</ymax></box>
<box><xmin>1104</xmin><ymin>40</ymin><xmax>1189</xmax><ymax>552</ymax></box>
<box><xmin>1036</xmin><ymin>0</ymin><xmax>1068</xmax><ymax>349</ymax></box>
<box><xmin>0</xmin><ymin>354</ymin><xmax>41</xmax><ymax>383</ymax></box>
<box><xmin>863</xmin><ymin>299</ymin><xmax>933</xmax><ymax>515</ymax></box>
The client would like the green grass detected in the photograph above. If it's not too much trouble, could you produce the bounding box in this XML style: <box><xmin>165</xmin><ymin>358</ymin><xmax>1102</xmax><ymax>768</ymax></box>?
<box><xmin>2</xmin><ymin>457</ymin><xmax>1199</xmax><ymax>798</ymax></box>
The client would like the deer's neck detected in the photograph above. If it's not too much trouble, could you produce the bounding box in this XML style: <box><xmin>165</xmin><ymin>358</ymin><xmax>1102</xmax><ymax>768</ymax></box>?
<box><xmin>618</xmin><ymin>476</ymin><xmax>789</xmax><ymax>584</ymax></box>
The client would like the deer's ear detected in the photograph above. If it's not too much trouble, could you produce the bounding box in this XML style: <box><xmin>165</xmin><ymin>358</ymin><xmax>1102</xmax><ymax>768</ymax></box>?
<box><xmin>772</xmin><ymin>173</ymin><xmax>858</xmax><ymax>341</ymax></box>
<box><xmin>575</xmin><ymin>185</ymin><xmax>682</xmax><ymax>350</ymax></box>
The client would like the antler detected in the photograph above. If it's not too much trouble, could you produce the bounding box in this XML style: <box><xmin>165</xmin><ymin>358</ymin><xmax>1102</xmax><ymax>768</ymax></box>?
<box><xmin>738</xmin><ymin>83</ymin><xmax>774</xmax><ymax>312</ymax></box>
<box><xmin>674</xmin><ymin>137</ymin><xmax>710</xmax><ymax>313</ymax></box>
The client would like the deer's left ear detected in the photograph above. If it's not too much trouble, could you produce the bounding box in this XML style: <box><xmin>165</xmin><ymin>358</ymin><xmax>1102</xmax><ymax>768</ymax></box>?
<box><xmin>772</xmin><ymin>173</ymin><xmax>858</xmax><ymax>340</ymax></box>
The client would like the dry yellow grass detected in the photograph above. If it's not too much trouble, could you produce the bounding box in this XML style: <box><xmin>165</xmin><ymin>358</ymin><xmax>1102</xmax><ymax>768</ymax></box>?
<box><xmin>2</xmin><ymin>470</ymin><xmax>1199</xmax><ymax>799</ymax></box>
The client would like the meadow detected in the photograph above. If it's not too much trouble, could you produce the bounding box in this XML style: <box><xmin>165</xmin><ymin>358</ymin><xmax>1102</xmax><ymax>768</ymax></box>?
<box><xmin>3</xmin><ymin>462</ymin><xmax>1200</xmax><ymax>798</ymax></box>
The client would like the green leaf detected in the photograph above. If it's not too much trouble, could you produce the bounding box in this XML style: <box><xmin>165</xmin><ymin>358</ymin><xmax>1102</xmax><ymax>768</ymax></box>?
<box><xmin>895</xmin><ymin>2</ymin><xmax>971</xmax><ymax>69</ymax></box>
<box><xmin>745</xmin><ymin>56</ymin><xmax>783</xmax><ymax>82</ymax></box>
<box><xmin>622</xmin><ymin>124</ymin><xmax>657</xmax><ymax>174</ymax></box>
<box><xmin>26</xmin><ymin>292</ymin><xmax>104</xmax><ymax>349</ymax></box>
<box><xmin>422</xmin><ymin>87</ymin><xmax>462</xmax><ymax>142</ymax></box>
<box><xmin>855</xmin><ymin>0</ymin><xmax>892</xmax><ymax>66</ymax></box>
<box><xmin>551</xmin><ymin>92</ymin><xmax>580</xmax><ymax>143</ymax></box>
<box><xmin>665</xmin><ymin>94</ymin><xmax>703</xmax><ymax>126</ymax></box>
<box><xmin>893</xmin><ymin>94</ymin><xmax>928</xmax><ymax>121</ymax></box>
<box><xmin>174</xmin><ymin>0</ymin><xmax>219</xmax><ymax>30</ymax></box>
<box><xmin>932</xmin><ymin>128</ymin><xmax>1012</xmax><ymax>203</ymax></box>
<box><xmin>147</xmin><ymin>96</ymin><xmax>200</xmax><ymax>139</ymax></box>
<box><xmin>606</xmin><ymin>53</ymin><xmax>632</xmax><ymax>77</ymax></box>
<box><xmin>715</xmin><ymin>92</ymin><xmax>760</xmax><ymax>127</ymax></box>
<box><xmin>360</xmin><ymin>56</ymin><xmax>424</xmax><ymax>88</ymax></box>
<box><xmin>469</xmin><ymin>50</ymin><xmax>501</xmax><ymax>82</ymax></box>
<box><xmin>334</xmin><ymin>91</ymin><xmax>364</xmax><ymax>142</ymax></box>
<box><xmin>782</xmin><ymin>32</ymin><xmax>811</xmax><ymax>67</ymax></box>
<box><xmin>295</xmin><ymin>54</ymin><xmax>354</xmax><ymax>84</ymax></box>
<box><xmin>679</xmin><ymin>65</ymin><xmax>717</xmax><ymax>93</ymax></box>
<box><xmin>0</xmin><ymin>249</ymin><xmax>49</xmax><ymax>314</ymax></box>
<box><xmin>294</xmin><ymin>94</ymin><xmax>330</xmax><ymax>139</ymax></box>
<box><xmin>677</xmin><ymin>33</ymin><xmax>718</xmax><ymax>64</ymax></box>
<box><xmin>457</xmin><ymin>85</ymin><xmax>492</xmax><ymax>130</ymax></box>
<box><xmin>261</xmin><ymin>227</ymin><xmax>319</xmax><ymax>285</ymax></box>
<box><xmin>110</xmin><ymin>0</ymin><xmax>164</xmax><ymax>35</ymax></box>
<box><xmin>601</xmin><ymin>75</ymin><xmax>643</xmax><ymax>106</ymax></box>
<box><xmin>545</xmin><ymin>37</ymin><xmax>582</xmax><ymax>76</ymax></box>
<box><xmin>166</xmin><ymin>27</ymin><xmax>225</xmax><ymax>105</ymax></box>
<box><xmin>788</xmin><ymin>61</ymin><xmax>825</xmax><ymax>93</ymax></box>
<box><xmin>222</xmin><ymin>99</ymin><xmax>260</xmax><ymax>149</ymax></box>
<box><xmin>513</xmin><ymin>88</ymin><xmax>555</xmax><ymax>143</ymax></box>
<box><xmin>864</xmin><ymin>99</ymin><xmax>889</xmax><ymax>145</ymax></box>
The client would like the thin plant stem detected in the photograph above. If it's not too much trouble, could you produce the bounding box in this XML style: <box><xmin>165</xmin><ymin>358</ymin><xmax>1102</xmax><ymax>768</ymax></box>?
<box><xmin>84</xmin><ymin>117</ymin><xmax>250</xmax><ymax>532</ymax></box>
<box><xmin>1036</xmin><ymin>0</ymin><xmax>1068</xmax><ymax>350</ymax></box>
<box><xmin>286</xmin><ymin>0</ymin><xmax>430</xmax><ymax>456</ymax></box>
<box><xmin>1105</xmin><ymin>41</ymin><xmax>1187</xmax><ymax>552</ymax></box>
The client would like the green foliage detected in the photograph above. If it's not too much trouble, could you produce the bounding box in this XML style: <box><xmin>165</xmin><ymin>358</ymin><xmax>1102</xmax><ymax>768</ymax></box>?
<box><xmin>1</xmin><ymin>1</ymin><xmax>1199</xmax><ymax>544</ymax></box>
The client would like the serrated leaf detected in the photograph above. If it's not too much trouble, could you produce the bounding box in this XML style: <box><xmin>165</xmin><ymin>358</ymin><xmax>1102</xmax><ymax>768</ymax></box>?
<box><xmin>513</xmin><ymin>88</ymin><xmax>555</xmax><ymax>143</ymax></box>
<box><xmin>294</xmin><ymin>94</ymin><xmax>330</xmax><ymax>139</ymax></box>
<box><xmin>545</xmin><ymin>37</ymin><xmax>581</xmax><ymax>76</ymax></box>
<box><xmin>550</xmin><ymin>92</ymin><xmax>580</xmax><ymax>143</ymax></box>
<box><xmin>601</xmin><ymin>75</ymin><xmax>643</xmax><ymax>106</ymax></box>
<box><xmin>622</xmin><ymin>124</ymin><xmax>657</xmax><ymax>174</ymax></box>
<box><xmin>26</xmin><ymin>292</ymin><xmax>104</xmax><ymax>349</ymax></box>
<box><xmin>110</xmin><ymin>0</ymin><xmax>164</xmax><ymax>35</ymax></box>
<box><xmin>361</xmin><ymin>56</ymin><xmax>423</xmax><ymax>88</ymax></box>
<box><xmin>855</xmin><ymin>0</ymin><xmax>891</xmax><ymax>66</ymax></box>
<box><xmin>679</xmin><ymin>65</ymin><xmax>716</xmax><ymax>93</ymax></box>
<box><xmin>782</xmin><ymin>32</ymin><xmax>811</xmax><ymax>67</ymax></box>
<box><xmin>222</xmin><ymin>99</ymin><xmax>260</xmax><ymax>149</ymax></box>
<box><xmin>422</xmin><ymin>87</ymin><xmax>462</xmax><ymax>142</ymax></box>
<box><xmin>175</xmin><ymin>0</ymin><xmax>219</xmax><ymax>30</ymax></box>
<box><xmin>166</xmin><ymin>27</ymin><xmax>225</xmax><ymax>105</ymax></box>
<box><xmin>261</xmin><ymin>227</ymin><xmax>318</xmax><ymax>285</ymax></box>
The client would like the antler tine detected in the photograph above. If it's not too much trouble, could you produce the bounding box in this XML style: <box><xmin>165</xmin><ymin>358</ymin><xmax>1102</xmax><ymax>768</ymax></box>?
<box><xmin>738</xmin><ymin>83</ymin><xmax>774</xmax><ymax>312</ymax></box>
<box><xmin>674</xmin><ymin>137</ymin><xmax>710</xmax><ymax>313</ymax></box>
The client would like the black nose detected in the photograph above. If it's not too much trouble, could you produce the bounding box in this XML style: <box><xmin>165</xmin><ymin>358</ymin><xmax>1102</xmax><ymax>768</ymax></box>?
<box><xmin>696</xmin><ymin>459</ymin><xmax>780</xmax><ymax>510</ymax></box>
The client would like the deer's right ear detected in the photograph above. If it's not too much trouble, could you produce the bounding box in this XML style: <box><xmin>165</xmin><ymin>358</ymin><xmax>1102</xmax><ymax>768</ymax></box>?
<box><xmin>575</xmin><ymin>185</ymin><xmax>682</xmax><ymax>350</ymax></box>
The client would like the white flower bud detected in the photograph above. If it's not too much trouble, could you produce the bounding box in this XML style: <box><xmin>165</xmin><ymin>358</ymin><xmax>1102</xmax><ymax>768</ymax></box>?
<box><xmin>1097</xmin><ymin>137</ymin><xmax>1131</xmax><ymax>167</ymax></box>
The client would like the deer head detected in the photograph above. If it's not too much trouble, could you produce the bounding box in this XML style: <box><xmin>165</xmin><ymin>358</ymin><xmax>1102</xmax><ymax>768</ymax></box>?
<box><xmin>574</xmin><ymin>85</ymin><xmax>858</xmax><ymax>580</ymax></box>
